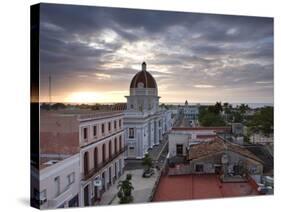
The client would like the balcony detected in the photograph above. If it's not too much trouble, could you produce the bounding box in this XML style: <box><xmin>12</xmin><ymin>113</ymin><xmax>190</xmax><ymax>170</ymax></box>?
<box><xmin>47</xmin><ymin>184</ymin><xmax>71</xmax><ymax>208</ymax></box>
<box><xmin>83</xmin><ymin>146</ymin><xmax>127</xmax><ymax>181</ymax></box>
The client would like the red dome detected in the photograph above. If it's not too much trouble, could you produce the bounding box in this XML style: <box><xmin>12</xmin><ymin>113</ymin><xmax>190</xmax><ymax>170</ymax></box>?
<box><xmin>130</xmin><ymin>62</ymin><xmax>157</xmax><ymax>89</ymax></box>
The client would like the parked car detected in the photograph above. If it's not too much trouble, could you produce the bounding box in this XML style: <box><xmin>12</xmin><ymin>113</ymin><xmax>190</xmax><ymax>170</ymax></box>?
<box><xmin>142</xmin><ymin>169</ymin><xmax>155</xmax><ymax>178</ymax></box>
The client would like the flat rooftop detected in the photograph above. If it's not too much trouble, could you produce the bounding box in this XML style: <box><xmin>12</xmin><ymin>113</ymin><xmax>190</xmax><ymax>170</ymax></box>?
<box><xmin>153</xmin><ymin>174</ymin><xmax>259</xmax><ymax>202</ymax></box>
<box><xmin>41</xmin><ymin>109</ymin><xmax>123</xmax><ymax>120</ymax></box>
<box><xmin>39</xmin><ymin>109</ymin><xmax>124</xmax><ymax>158</ymax></box>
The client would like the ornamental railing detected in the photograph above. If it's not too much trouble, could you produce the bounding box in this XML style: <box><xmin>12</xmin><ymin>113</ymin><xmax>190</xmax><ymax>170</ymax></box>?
<box><xmin>83</xmin><ymin>145</ymin><xmax>127</xmax><ymax>181</ymax></box>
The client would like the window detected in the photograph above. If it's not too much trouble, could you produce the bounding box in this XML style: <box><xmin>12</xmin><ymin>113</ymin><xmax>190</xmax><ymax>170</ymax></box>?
<box><xmin>176</xmin><ymin>144</ymin><xmax>183</xmax><ymax>155</ymax></box>
<box><xmin>114</xmin><ymin>138</ymin><xmax>117</xmax><ymax>153</ymax></box>
<box><xmin>195</xmin><ymin>164</ymin><xmax>204</xmax><ymax>172</ymax></box>
<box><xmin>39</xmin><ymin>189</ymin><xmax>47</xmax><ymax>204</ymax></box>
<box><xmin>84</xmin><ymin>152</ymin><xmax>89</xmax><ymax>175</ymax></box>
<box><xmin>102</xmin><ymin>124</ymin><xmax>105</xmax><ymax>134</ymax></box>
<box><xmin>119</xmin><ymin>119</ymin><xmax>122</xmax><ymax>128</ymax></box>
<box><xmin>130</xmin><ymin>104</ymin><xmax>134</xmax><ymax>109</ymax></box>
<box><xmin>108</xmin><ymin>122</ymin><xmax>111</xmax><ymax>132</ymax></box>
<box><xmin>67</xmin><ymin>172</ymin><xmax>75</xmax><ymax>186</ymax></box>
<box><xmin>102</xmin><ymin>144</ymin><xmax>106</xmax><ymax>162</ymax></box>
<box><xmin>93</xmin><ymin>125</ymin><xmax>97</xmax><ymax>137</ymax></box>
<box><xmin>114</xmin><ymin>120</ymin><xmax>117</xmax><ymax>129</ymax></box>
<box><xmin>83</xmin><ymin>128</ymin><xmax>88</xmax><ymax>140</ymax></box>
<box><xmin>109</xmin><ymin>140</ymin><xmax>112</xmax><ymax>157</ymax></box>
<box><xmin>129</xmin><ymin>128</ymin><xmax>134</xmax><ymax>139</ymax></box>
<box><xmin>54</xmin><ymin>176</ymin><xmax>60</xmax><ymax>196</ymax></box>
<box><xmin>119</xmin><ymin>135</ymin><xmax>122</xmax><ymax>149</ymax></box>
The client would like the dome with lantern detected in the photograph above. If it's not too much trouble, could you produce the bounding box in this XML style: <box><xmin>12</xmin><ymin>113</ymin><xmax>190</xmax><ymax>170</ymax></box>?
<box><xmin>129</xmin><ymin>62</ymin><xmax>158</xmax><ymax>96</ymax></box>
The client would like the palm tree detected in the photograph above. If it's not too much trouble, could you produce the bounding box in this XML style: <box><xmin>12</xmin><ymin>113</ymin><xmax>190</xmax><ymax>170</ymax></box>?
<box><xmin>117</xmin><ymin>174</ymin><xmax>134</xmax><ymax>204</ymax></box>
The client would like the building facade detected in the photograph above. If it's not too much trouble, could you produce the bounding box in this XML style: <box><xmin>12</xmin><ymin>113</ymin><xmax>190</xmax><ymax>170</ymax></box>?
<box><xmin>183</xmin><ymin>101</ymin><xmax>199</xmax><ymax>122</ymax></box>
<box><xmin>188</xmin><ymin>137</ymin><xmax>264</xmax><ymax>177</ymax></box>
<box><xmin>168</xmin><ymin>127</ymin><xmax>232</xmax><ymax>158</ymax></box>
<box><xmin>124</xmin><ymin>62</ymin><xmax>172</xmax><ymax>159</ymax></box>
<box><xmin>39</xmin><ymin>154</ymin><xmax>80</xmax><ymax>209</ymax></box>
<box><xmin>38</xmin><ymin>110</ymin><xmax>126</xmax><ymax>208</ymax></box>
<box><xmin>79</xmin><ymin>112</ymin><xmax>125</xmax><ymax>206</ymax></box>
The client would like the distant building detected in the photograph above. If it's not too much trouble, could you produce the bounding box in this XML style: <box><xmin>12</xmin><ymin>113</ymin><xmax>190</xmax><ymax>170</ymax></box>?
<box><xmin>250</xmin><ymin>133</ymin><xmax>273</xmax><ymax>145</ymax></box>
<box><xmin>231</xmin><ymin>123</ymin><xmax>244</xmax><ymax>144</ymax></box>
<box><xmin>124</xmin><ymin>62</ymin><xmax>172</xmax><ymax>158</ymax></box>
<box><xmin>183</xmin><ymin>101</ymin><xmax>199</xmax><ymax>121</ymax></box>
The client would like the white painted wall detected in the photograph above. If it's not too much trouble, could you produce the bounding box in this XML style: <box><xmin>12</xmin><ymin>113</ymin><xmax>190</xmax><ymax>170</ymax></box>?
<box><xmin>39</xmin><ymin>154</ymin><xmax>80</xmax><ymax>209</ymax></box>
<box><xmin>168</xmin><ymin>133</ymin><xmax>191</xmax><ymax>157</ymax></box>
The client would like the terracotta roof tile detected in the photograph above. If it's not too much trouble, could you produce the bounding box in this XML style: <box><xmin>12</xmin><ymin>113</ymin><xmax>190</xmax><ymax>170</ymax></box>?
<box><xmin>188</xmin><ymin>137</ymin><xmax>263</xmax><ymax>163</ymax></box>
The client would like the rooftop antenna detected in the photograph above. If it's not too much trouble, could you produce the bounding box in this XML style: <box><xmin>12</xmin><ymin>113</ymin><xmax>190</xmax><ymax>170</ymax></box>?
<box><xmin>49</xmin><ymin>72</ymin><xmax>52</xmax><ymax>105</ymax></box>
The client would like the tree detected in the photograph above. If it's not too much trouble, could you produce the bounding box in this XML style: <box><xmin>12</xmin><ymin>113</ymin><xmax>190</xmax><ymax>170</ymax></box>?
<box><xmin>51</xmin><ymin>103</ymin><xmax>66</xmax><ymax>110</ymax></box>
<box><xmin>40</xmin><ymin>103</ymin><xmax>50</xmax><ymax>110</ymax></box>
<box><xmin>160</xmin><ymin>103</ymin><xmax>168</xmax><ymax>110</ymax></box>
<box><xmin>117</xmin><ymin>174</ymin><xmax>134</xmax><ymax>204</ymax></box>
<box><xmin>198</xmin><ymin>105</ymin><xmax>226</xmax><ymax>127</ymax></box>
<box><xmin>238</xmin><ymin>104</ymin><xmax>249</xmax><ymax>114</ymax></box>
<box><xmin>214</xmin><ymin>102</ymin><xmax>223</xmax><ymax>114</ymax></box>
<box><xmin>232</xmin><ymin>111</ymin><xmax>243</xmax><ymax>123</ymax></box>
<box><xmin>223</xmin><ymin>102</ymin><xmax>232</xmax><ymax>114</ymax></box>
<box><xmin>247</xmin><ymin>107</ymin><xmax>273</xmax><ymax>136</ymax></box>
<box><xmin>142</xmin><ymin>153</ymin><xmax>153</xmax><ymax>172</ymax></box>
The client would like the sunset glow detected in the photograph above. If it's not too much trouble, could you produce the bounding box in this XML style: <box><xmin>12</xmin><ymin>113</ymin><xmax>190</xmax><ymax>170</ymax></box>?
<box><xmin>66</xmin><ymin>92</ymin><xmax>103</xmax><ymax>103</ymax></box>
<box><xmin>39</xmin><ymin>4</ymin><xmax>273</xmax><ymax>104</ymax></box>
<box><xmin>63</xmin><ymin>91</ymin><xmax>128</xmax><ymax>103</ymax></box>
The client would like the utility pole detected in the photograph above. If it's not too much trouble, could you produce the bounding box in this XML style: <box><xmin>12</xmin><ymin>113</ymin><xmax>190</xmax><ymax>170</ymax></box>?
<box><xmin>49</xmin><ymin>72</ymin><xmax>52</xmax><ymax>104</ymax></box>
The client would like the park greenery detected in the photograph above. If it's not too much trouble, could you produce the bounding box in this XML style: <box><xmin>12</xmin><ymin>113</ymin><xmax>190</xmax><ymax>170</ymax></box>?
<box><xmin>199</xmin><ymin>102</ymin><xmax>273</xmax><ymax>137</ymax></box>
<box><xmin>198</xmin><ymin>102</ymin><xmax>226</xmax><ymax>126</ymax></box>
<box><xmin>246</xmin><ymin>106</ymin><xmax>273</xmax><ymax>136</ymax></box>
<box><xmin>117</xmin><ymin>174</ymin><xmax>134</xmax><ymax>204</ymax></box>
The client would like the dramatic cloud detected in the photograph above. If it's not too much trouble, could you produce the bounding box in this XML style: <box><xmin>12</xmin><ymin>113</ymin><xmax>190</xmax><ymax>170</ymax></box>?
<box><xmin>39</xmin><ymin>3</ymin><xmax>273</xmax><ymax>104</ymax></box>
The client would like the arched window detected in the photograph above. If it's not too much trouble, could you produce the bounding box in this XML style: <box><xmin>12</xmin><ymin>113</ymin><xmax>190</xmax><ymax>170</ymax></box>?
<box><xmin>114</xmin><ymin>138</ymin><xmax>117</xmax><ymax>154</ymax></box>
<box><xmin>109</xmin><ymin>140</ymin><xmax>112</xmax><ymax>159</ymax></box>
<box><xmin>119</xmin><ymin>135</ymin><xmax>122</xmax><ymax>150</ymax></box>
<box><xmin>102</xmin><ymin>144</ymin><xmax>106</xmax><ymax>163</ymax></box>
<box><xmin>94</xmin><ymin>147</ymin><xmax>98</xmax><ymax>170</ymax></box>
<box><xmin>84</xmin><ymin>152</ymin><xmax>89</xmax><ymax>175</ymax></box>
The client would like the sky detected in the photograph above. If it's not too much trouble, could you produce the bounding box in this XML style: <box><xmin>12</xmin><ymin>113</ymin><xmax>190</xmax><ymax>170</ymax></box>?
<box><xmin>39</xmin><ymin>3</ymin><xmax>274</xmax><ymax>104</ymax></box>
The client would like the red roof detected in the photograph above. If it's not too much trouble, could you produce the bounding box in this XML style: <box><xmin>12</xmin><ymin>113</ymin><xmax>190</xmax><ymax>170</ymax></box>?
<box><xmin>172</xmin><ymin>127</ymin><xmax>231</xmax><ymax>132</ymax></box>
<box><xmin>196</xmin><ymin>134</ymin><xmax>217</xmax><ymax>139</ymax></box>
<box><xmin>130</xmin><ymin>62</ymin><xmax>157</xmax><ymax>89</ymax></box>
<box><xmin>153</xmin><ymin>174</ymin><xmax>259</xmax><ymax>202</ymax></box>
<box><xmin>188</xmin><ymin>137</ymin><xmax>263</xmax><ymax>163</ymax></box>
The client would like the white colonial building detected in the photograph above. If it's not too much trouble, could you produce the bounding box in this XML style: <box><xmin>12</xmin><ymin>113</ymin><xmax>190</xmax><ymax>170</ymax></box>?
<box><xmin>124</xmin><ymin>62</ymin><xmax>172</xmax><ymax>159</ymax></box>
<box><xmin>183</xmin><ymin>101</ymin><xmax>199</xmax><ymax>121</ymax></box>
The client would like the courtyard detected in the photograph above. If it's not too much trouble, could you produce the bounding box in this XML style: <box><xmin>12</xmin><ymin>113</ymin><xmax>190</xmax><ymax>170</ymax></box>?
<box><xmin>99</xmin><ymin>169</ymin><xmax>160</xmax><ymax>205</ymax></box>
